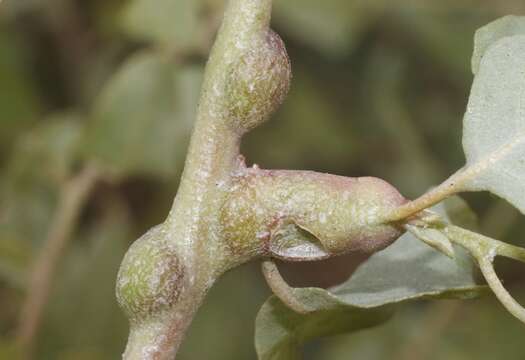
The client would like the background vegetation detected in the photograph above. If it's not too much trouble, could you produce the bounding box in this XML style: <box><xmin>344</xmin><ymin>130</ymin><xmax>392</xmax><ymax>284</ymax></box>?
<box><xmin>0</xmin><ymin>0</ymin><xmax>524</xmax><ymax>358</ymax></box>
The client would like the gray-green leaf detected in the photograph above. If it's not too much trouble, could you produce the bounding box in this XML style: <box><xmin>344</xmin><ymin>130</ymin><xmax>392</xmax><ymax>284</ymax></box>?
<box><xmin>255</xmin><ymin>198</ymin><xmax>482</xmax><ymax>360</ymax></box>
<box><xmin>472</xmin><ymin>16</ymin><xmax>525</xmax><ymax>74</ymax></box>
<box><xmin>461</xmin><ymin>35</ymin><xmax>525</xmax><ymax>214</ymax></box>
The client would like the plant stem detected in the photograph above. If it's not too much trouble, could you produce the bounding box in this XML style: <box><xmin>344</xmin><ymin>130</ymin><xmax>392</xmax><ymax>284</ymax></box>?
<box><xmin>478</xmin><ymin>258</ymin><xmax>525</xmax><ymax>323</ymax></box>
<box><xmin>383</xmin><ymin>161</ymin><xmax>492</xmax><ymax>223</ymax></box>
<box><xmin>17</xmin><ymin>163</ymin><xmax>100</xmax><ymax>357</ymax></box>
<box><xmin>442</xmin><ymin>225</ymin><xmax>525</xmax><ymax>324</ymax></box>
<box><xmin>121</xmin><ymin>1</ymin><xmax>277</xmax><ymax>358</ymax></box>
<box><xmin>122</xmin><ymin>283</ymin><xmax>211</xmax><ymax>360</ymax></box>
<box><xmin>383</xmin><ymin>171</ymin><xmax>463</xmax><ymax>222</ymax></box>
<box><xmin>262</xmin><ymin>260</ymin><xmax>310</xmax><ymax>314</ymax></box>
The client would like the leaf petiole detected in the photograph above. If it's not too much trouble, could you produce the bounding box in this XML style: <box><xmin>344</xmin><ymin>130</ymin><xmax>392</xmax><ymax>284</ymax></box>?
<box><xmin>383</xmin><ymin>170</ymin><xmax>466</xmax><ymax>222</ymax></box>
<box><xmin>261</xmin><ymin>260</ymin><xmax>311</xmax><ymax>314</ymax></box>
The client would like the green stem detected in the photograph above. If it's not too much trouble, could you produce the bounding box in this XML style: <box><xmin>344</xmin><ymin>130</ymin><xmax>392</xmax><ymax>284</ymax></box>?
<box><xmin>442</xmin><ymin>225</ymin><xmax>525</xmax><ymax>324</ymax></box>
<box><xmin>444</xmin><ymin>225</ymin><xmax>525</xmax><ymax>263</ymax></box>
<box><xmin>478</xmin><ymin>258</ymin><xmax>525</xmax><ymax>323</ymax></box>
<box><xmin>123</xmin><ymin>285</ymin><xmax>211</xmax><ymax>360</ymax></box>
<box><xmin>262</xmin><ymin>260</ymin><xmax>311</xmax><ymax>314</ymax></box>
<box><xmin>383</xmin><ymin>171</ymin><xmax>464</xmax><ymax>222</ymax></box>
<box><xmin>121</xmin><ymin>1</ymin><xmax>277</xmax><ymax>358</ymax></box>
<box><xmin>405</xmin><ymin>224</ymin><xmax>455</xmax><ymax>258</ymax></box>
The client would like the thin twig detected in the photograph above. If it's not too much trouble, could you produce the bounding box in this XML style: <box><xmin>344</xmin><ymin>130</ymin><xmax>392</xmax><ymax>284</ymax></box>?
<box><xmin>16</xmin><ymin>163</ymin><xmax>101</xmax><ymax>357</ymax></box>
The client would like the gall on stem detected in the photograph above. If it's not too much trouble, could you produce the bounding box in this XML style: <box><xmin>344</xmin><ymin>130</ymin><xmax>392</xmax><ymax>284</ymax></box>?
<box><xmin>116</xmin><ymin>1</ymin><xmax>411</xmax><ymax>358</ymax></box>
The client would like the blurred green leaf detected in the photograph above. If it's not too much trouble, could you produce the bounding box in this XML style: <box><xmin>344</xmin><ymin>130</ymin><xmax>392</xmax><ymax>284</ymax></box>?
<box><xmin>0</xmin><ymin>114</ymin><xmax>83</xmax><ymax>257</ymax></box>
<box><xmin>255</xmin><ymin>198</ymin><xmax>482</xmax><ymax>360</ymax></box>
<box><xmin>273</xmin><ymin>0</ymin><xmax>369</xmax><ymax>57</ymax></box>
<box><xmin>120</xmin><ymin>0</ymin><xmax>203</xmax><ymax>51</ymax></box>
<box><xmin>0</xmin><ymin>29</ymin><xmax>39</xmax><ymax>155</ymax></box>
<box><xmin>82</xmin><ymin>51</ymin><xmax>200</xmax><ymax>178</ymax></box>
<box><xmin>472</xmin><ymin>15</ymin><xmax>525</xmax><ymax>74</ymax></box>
<box><xmin>363</xmin><ymin>49</ymin><xmax>442</xmax><ymax>197</ymax></box>
<box><xmin>398</xmin><ymin>10</ymin><xmax>481</xmax><ymax>76</ymax></box>
<box><xmin>245</xmin><ymin>71</ymin><xmax>356</xmax><ymax>170</ymax></box>
<box><xmin>5</xmin><ymin>113</ymin><xmax>83</xmax><ymax>186</ymax></box>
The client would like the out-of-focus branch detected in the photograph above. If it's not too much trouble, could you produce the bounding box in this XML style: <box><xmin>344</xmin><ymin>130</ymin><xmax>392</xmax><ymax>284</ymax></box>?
<box><xmin>17</xmin><ymin>163</ymin><xmax>101</xmax><ymax>358</ymax></box>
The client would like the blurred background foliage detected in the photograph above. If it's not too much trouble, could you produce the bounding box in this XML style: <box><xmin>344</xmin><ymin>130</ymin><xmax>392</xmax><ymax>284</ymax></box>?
<box><xmin>0</xmin><ymin>0</ymin><xmax>525</xmax><ymax>359</ymax></box>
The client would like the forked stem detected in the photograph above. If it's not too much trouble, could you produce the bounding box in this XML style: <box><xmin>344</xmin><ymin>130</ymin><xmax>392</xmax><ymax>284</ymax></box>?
<box><xmin>442</xmin><ymin>225</ymin><xmax>525</xmax><ymax>324</ymax></box>
<box><xmin>407</xmin><ymin>213</ymin><xmax>525</xmax><ymax>324</ymax></box>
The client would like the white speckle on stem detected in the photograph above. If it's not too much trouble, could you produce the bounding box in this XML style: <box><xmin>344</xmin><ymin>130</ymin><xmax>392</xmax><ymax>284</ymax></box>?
<box><xmin>319</xmin><ymin>213</ymin><xmax>327</xmax><ymax>224</ymax></box>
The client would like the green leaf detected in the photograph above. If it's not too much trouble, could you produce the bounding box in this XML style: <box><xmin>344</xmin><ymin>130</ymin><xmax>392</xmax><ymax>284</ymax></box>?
<box><xmin>273</xmin><ymin>0</ymin><xmax>370</xmax><ymax>57</ymax></box>
<box><xmin>256</xmin><ymin>294</ymin><xmax>391</xmax><ymax>360</ymax></box>
<box><xmin>244</xmin><ymin>72</ymin><xmax>357</xmax><ymax>169</ymax></box>
<box><xmin>255</xmin><ymin>198</ymin><xmax>482</xmax><ymax>360</ymax></box>
<box><xmin>1</xmin><ymin>114</ymin><xmax>83</xmax><ymax>244</ymax></box>
<box><xmin>5</xmin><ymin>113</ymin><xmax>83</xmax><ymax>185</ymax></box>
<box><xmin>472</xmin><ymin>16</ymin><xmax>525</xmax><ymax>74</ymax></box>
<box><xmin>317</xmin><ymin>292</ymin><xmax>525</xmax><ymax>360</ymax></box>
<box><xmin>461</xmin><ymin>35</ymin><xmax>525</xmax><ymax>214</ymax></box>
<box><xmin>120</xmin><ymin>0</ymin><xmax>203</xmax><ymax>51</ymax></box>
<box><xmin>82</xmin><ymin>51</ymin><xmax>200</xmax><ymax>178</ymax></box>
